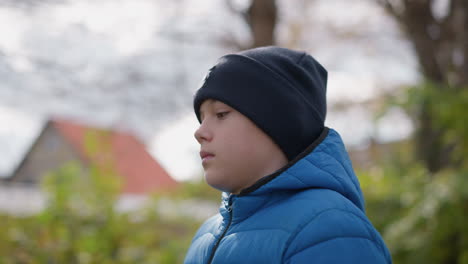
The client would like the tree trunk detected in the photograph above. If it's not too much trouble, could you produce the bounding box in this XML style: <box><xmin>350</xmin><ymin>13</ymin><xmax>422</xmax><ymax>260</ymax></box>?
<box><xmin>379</xmin><ymin>0</ymin><xmax>468</xmax><ymax>172</ymax></box>
<box><xmin>246</xmin><ymin>0</ymin><xmax>277</xmax><ymax>47</ymax></box>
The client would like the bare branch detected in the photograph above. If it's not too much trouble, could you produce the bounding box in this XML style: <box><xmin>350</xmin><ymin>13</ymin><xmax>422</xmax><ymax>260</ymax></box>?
<box><xmin>246</xmin><ymin>0</ymin><xmax>277</xmax><ymax>47</ymax></box>
<box><xmin>375</xmin><ymin>0</ymin><xmax>404</xmax><ymax>21</ymax></box>
<box><xmin>224</xmin><ymin>0</ymin><xmax>249</xmax><ymax>24</ymax></box>
<box><xmin>224</xmin><ymin>0</ymin><xmax>240</xmax><ymax>13</ymax></box>
<box><xmin>218</xmin><ymin>33</ymin><xmax>248</xmax><ymax>51</ymax></box>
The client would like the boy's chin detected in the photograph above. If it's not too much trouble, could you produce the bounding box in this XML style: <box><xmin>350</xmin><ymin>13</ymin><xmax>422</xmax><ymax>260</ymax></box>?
<box><xmin>204</xmin><ymin>173</ymin><xmax>236</xmax><ymax>193</ymax></box>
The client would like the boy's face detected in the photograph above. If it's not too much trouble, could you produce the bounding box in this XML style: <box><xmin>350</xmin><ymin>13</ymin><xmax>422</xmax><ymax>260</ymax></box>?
<box><xmin>195</xmin><ymin>99</ymin><xmax>288</xmax><ymax>194</ymax></box>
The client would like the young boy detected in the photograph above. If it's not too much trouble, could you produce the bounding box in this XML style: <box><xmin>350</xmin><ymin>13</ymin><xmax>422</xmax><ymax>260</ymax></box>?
<box><xmin>184</xmin><ymin>46</ymin><xmax>392</xmax><ymax>263</ymax></box>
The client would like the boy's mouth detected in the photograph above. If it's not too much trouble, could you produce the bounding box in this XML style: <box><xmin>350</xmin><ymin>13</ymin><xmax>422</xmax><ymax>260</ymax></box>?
<box><xmin>200</xmin><ymin>151</ymin><xmax>215</xmax><ymax>163</ymax></box>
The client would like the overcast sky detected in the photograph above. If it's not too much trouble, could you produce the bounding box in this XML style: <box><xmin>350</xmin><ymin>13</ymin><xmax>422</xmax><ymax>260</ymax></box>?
<box><xmin>0</xmin><ymin>0</ymin><xmax>418</xmax><ymax>181</ymax></box>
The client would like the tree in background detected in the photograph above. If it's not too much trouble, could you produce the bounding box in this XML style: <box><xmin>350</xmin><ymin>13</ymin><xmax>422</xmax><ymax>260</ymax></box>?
<box><xmin>226</xmin><ymin>0</ymin><xmax>467</xmax><ymax>174</ymax></box>
<box><xmin>0</xmin><ymin>130</ymin><xmax>202</xmax><ymax>263</ymax></box>
<box><xmin>0</xmin><ymin>0</ymin><xmax>195</xmax><ymax>141</ymax></box>
<box><xmin>225</xmin><ymin>1</ymin><xmax>468</xmax><ymax>263</ymax></box>
<box><xmin>1</xmin><ymin>0</ymin><xmax>467</xmax><ymax>262</ymax></box>
<box><xmin>225</xmin><ymin>0</ymin><xmax>277</xmax><ymax>48</ymax></box>
<box><xmin>378</xmin><ymin>0</ymin><xmax>467</xmax><ymax>172</ymax></box>
<box><xmin>372</xmin><ymin>1</ymin><xmax>468</xmax><ymax>262</ymax></box>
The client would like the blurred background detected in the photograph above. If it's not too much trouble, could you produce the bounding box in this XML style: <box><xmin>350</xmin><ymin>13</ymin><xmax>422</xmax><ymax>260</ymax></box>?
<box><xmin>0</xmin><ymin>0</ymin><xmax>467</xmax><ymax>263</ymax></box>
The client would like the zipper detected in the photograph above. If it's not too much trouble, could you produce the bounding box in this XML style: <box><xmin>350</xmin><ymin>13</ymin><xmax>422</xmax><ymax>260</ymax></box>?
<box><xmin>207</xmin><ymin>197</ymin><xmax>234</xmax><ymax>264</ymax></box>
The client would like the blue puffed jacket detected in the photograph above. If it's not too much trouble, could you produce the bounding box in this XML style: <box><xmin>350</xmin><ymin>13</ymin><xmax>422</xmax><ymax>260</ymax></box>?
<box><xmin>184</xmin><ymin>127</ymin><xmax>392</xmax><ymax>264</ymax></box>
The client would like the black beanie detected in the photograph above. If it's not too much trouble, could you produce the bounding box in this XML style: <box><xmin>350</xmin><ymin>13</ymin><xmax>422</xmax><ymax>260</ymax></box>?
<box><xmin>194</xmin><ymin>46</ymin><xmax>328</xmax><ymax>161</ymax></box>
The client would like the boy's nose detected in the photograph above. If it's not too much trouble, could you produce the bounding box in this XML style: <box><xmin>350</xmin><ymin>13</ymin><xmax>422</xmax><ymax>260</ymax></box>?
<box><xmin>194</xmin><ymin>123</ymin><xmax>212</xmax><ymax>144</ymax></box>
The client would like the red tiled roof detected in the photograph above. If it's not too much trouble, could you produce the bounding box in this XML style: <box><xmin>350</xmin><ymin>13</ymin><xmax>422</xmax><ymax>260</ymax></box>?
<box><xmin>51</xmin><ymin>119</ymin><xmax>178</xmax><ymax>194</ymax></box>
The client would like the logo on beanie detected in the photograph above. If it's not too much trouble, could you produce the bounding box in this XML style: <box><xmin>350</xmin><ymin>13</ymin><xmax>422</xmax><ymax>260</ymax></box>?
<box><xmin>198</xmin><ymin>65</ymin><xmax>216</xmax><ymax>89</ymax></box>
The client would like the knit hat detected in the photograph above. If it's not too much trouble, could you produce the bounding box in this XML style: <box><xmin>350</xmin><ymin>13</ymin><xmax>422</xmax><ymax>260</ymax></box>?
<box><xmin>194</xmin><ymin>46</ymin><xmax>328</xmax><ymax>161</ymax></box>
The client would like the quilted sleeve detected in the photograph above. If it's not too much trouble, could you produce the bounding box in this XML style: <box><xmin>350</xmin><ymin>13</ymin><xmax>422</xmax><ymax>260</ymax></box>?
<box><xmin>282</xmin><ymin>208</ymin><xmax>392</xmax><ymax>264</ymax></box>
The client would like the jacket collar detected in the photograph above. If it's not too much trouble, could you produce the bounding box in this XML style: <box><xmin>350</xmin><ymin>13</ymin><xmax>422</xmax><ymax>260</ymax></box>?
<box><xmin>219</xmin><ymin>127</ymin><xmax>365</xmax><ymax>223</ymax></box>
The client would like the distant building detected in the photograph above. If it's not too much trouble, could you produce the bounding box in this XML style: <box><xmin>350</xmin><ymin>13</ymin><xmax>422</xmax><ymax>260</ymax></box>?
<box><xmin>2</xmin><ymin>118</ymin><xmax>178</xmax><ymax>195</ymax></box>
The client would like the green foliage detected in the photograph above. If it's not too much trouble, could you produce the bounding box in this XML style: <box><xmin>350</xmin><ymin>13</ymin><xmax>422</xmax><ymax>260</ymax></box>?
<box><xmin>167</xmin><ymin>178</ymin><xmax>220</xmax><ymax>203</ymax></box>
<box><xmin>397</xmin><ymin>81</ymin><xmax>468</xmax><ymax>159</ymax></box>
<box><xmin>362</xmin><ymin>162</ymin><xmax>468</xmax><ymax>263</ymax></box>
<box><xmin>362</xmin><ymin>81</ymin><xmax>468</xmax><ymax>263</ymax></box>
<box><xmin>0</xmin><ymin>162</ymin><xmax>202</xmax><ymax>264</ymax></box>
<box><xmin>4</xmin><ymin>79</ymin><xmax>465</xmax><ymax>263</ymax></box>
<box><xmin>0</xmin><ymin>127</ymin><xmax>220</xmax><ymax>263</ymax></box>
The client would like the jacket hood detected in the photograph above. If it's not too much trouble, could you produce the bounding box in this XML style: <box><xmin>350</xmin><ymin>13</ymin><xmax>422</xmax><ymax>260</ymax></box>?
<box><xmin>221</xmin><ymin>127</ymin><xmax>365</xmax><ymax>220</ymax></box>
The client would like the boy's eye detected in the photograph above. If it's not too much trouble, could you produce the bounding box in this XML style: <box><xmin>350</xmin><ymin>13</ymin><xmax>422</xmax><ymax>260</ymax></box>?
<box><xmin>216</xmin><ymin>111</ymin><xmax>230</xmax><ymax>119</ymax></box>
